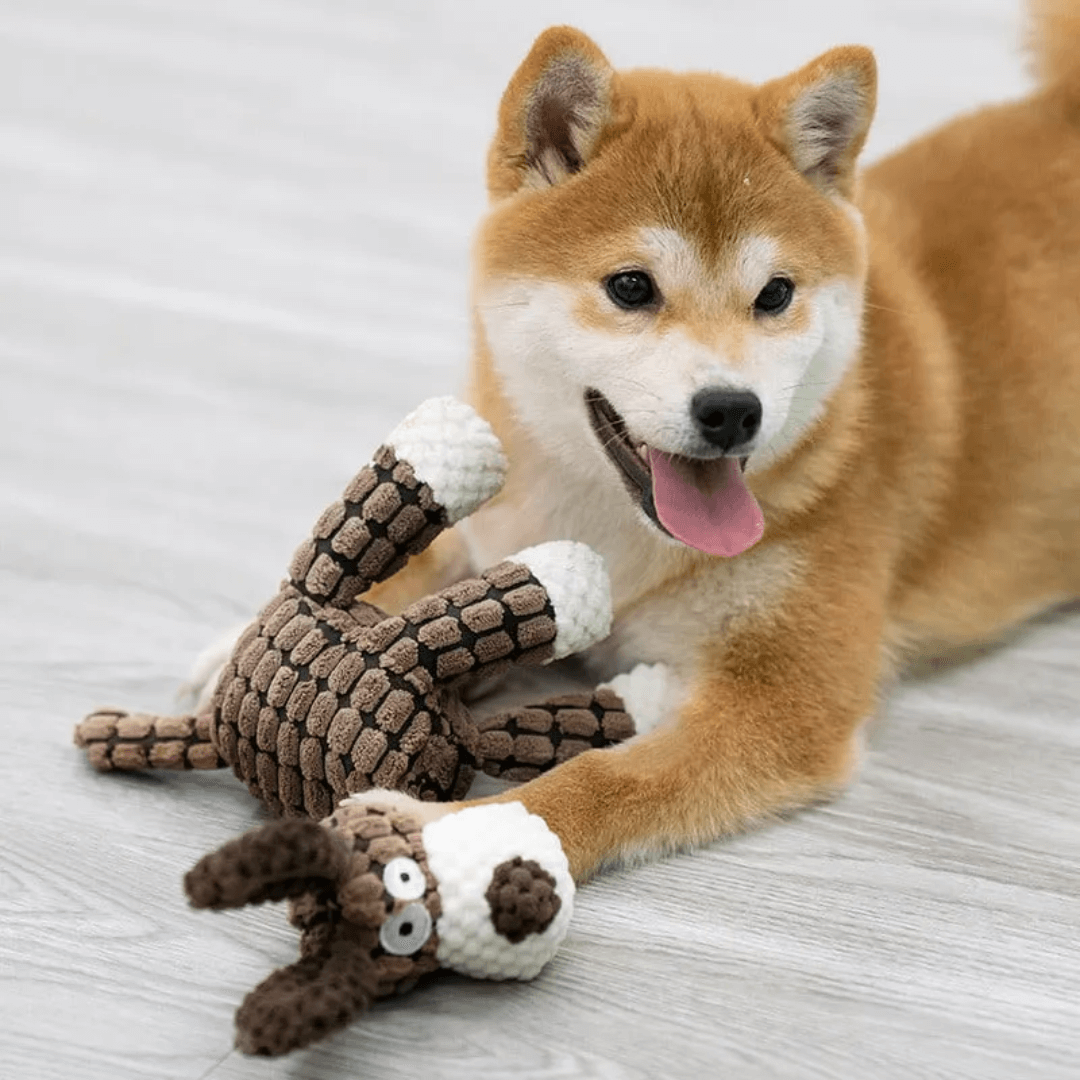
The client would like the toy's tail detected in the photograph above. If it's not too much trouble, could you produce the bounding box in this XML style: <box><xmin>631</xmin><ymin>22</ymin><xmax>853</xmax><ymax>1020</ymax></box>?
<box><xmin>1028</xmin><ymin>0</ymin><xmax>1080</xmax><ymax>106</ymax></box>
<box><xmin>74</xmin><ymin>709</ymin><xmax>226</xmax><ymax>771</ymax></box>
<box><xmin>289</xmin><ymin>398</ymin><xmax>506</xmax><ymax>610</ymax></box>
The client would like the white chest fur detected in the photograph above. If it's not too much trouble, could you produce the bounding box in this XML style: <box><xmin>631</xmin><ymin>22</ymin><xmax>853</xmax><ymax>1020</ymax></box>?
<box><xmin>459</xmin><ymin>454</ymin><xmax>799</xmax><ymax>680</ymax></box>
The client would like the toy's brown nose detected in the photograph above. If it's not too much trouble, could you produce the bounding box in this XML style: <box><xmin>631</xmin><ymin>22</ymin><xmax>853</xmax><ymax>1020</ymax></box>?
<box><xmin>485</xmin><ymin>856</ymin><xmax>562</xmax><ymax>943</ymax></box>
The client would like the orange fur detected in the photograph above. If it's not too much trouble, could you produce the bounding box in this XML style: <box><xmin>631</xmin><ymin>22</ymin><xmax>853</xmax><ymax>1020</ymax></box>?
<box><xmin>387</xmin><ymin>5</ymin><xmax>1080</xmax><ymax>880</ymax></box>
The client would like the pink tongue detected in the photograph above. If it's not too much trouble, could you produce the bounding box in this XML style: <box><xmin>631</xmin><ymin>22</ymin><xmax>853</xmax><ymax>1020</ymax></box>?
<box><xmin>648</xmin><ymin>449</ymin><xmax>764</xmax><ymax>557</ymax></box>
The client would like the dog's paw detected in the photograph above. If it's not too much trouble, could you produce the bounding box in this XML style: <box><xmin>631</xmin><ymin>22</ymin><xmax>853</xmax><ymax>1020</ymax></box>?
<box><xmin>338</xmin><ymin>788</ymin><xmax>458</xmax><ymax>826</ymax></box>
<box><xmin>178</xmin><ymin>622</ymin><xmax>249</xmax><ymax>711</ymax></box>
<box><xmin>600</xmin><ymin>662</ymin><xmax>679</xmax><ymax>737</ymax></box>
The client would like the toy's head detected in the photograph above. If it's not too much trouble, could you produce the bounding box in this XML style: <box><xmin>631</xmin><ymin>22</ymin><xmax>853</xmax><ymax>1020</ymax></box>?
<box><xmin>185</xmin><ymin>801</ymin><xmax>573</xmax><ymax>1055</ymax></box>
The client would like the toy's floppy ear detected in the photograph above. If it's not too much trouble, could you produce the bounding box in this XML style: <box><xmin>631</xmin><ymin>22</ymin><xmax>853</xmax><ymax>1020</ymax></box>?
<box><xmin>186</xmin><ymin>821</ymin><xmax>377</xmax><ymax>1056</ymax></box>
<box><xmin>184</xmin><ymin>820</ymin><xmax>350</xmax><ymax>910</ymax></box>
<box><xmin>756</xmin><ymin>46</ymin><xmax>876</xmax><ymax>198</ymax></box>
<box><xmin>488</xmin><ymin>25</ymin><xmax>615</xmax><ymax>199</ymax></box>
<box><xmin>234</xmin><ymin>930</ymin><xmax>377</xmax><ymax>1056</ymax></box>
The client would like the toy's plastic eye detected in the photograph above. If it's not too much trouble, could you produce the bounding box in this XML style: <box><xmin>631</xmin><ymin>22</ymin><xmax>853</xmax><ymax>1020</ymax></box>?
<box><xmin>379</xmin><ymin>903</ymin><xmax>433</xmax><ymax>956</ymax></box>
<box><xmin>383</xmin><ymin>857</ymin><xmax>426</xmax><ymax>901</ymax></box>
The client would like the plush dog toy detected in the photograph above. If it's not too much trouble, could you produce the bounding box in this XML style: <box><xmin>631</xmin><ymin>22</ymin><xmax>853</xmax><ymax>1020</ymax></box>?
<box><xmin>185</xmin><ymin>799</ymin><xmax>574</xmax><ymax>1055</ymax></box>
<box><xmin>74</xmin><ymin>398</ymin><xmax>638</xmax><ymax>818</ymax></box>
<box><xmin>73</xmin><ymin>398</ymin><xmax>649</xmax><ymax>1054</ymax></box>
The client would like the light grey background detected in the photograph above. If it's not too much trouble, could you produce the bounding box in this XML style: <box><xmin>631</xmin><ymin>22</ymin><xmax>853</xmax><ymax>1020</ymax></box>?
<box><xmin>1</xmin><ymin>2</ymin><xmax>1077</xmax><ymax>1078</ymax></box>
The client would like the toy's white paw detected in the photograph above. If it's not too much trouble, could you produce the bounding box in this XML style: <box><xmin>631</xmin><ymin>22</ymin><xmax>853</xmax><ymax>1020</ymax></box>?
<box><xmin>386</xmin><ymin>398</ymin><xmax>507</xmax><ymax>524</ymax></box>
<box><xmin>600</xmin><ymin>662</ymin><xmax>679</xmax><ymax>737</ymax></box>
<box><xmin>510</xmin><ymin>541</ymin><xmax>612</xmax><ymax>659</ymax></box>
<box><xmin>178</xmin><ymin>622</ymin><xmax>249</xmax><ymax>711</ymax></box>
<box><xmin>339</xmin><ymin>788</ymin><xmax>457</xmax><ymax>826</ymax></box>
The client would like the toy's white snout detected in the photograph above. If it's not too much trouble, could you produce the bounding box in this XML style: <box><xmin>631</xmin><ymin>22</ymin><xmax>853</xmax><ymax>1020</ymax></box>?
<box><xmin>421</xmin><ymin>803</ymin><xmax>574</xmax><ymax>981</ymax></box>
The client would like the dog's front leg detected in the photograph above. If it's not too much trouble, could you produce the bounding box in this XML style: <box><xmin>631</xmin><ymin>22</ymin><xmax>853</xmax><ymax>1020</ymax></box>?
<box><xmin>469</xmin><ymin>581</ymin><xmax>887</xmax><ymax>879</ymax></box>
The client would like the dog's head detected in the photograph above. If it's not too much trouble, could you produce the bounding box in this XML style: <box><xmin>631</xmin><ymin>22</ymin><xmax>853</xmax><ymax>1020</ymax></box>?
<box><xmin>473</xmin><ymin>27</ymin><xmax>874</xmax><ymax>557</ymax></box>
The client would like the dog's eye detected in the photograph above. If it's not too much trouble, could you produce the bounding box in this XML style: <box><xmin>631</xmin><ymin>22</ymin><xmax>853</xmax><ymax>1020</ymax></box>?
<box><xmin>754</xmin><ymin>277</ymin><xmax>794</xmax><ymax>315</ymax></box>
<box><xmin>383</xmin><ymin>857</ymin><xmax>426</xmax><ymax>900</ymax></box>
<box><xmin>605</xmin><ymin>271</ymin><xmax>656</xmax><ymax>310</ymax></box>
<box><xmin>379</xmin><ymin>902</ymin><xmax>433</xmax><ymax>956</ymax></box>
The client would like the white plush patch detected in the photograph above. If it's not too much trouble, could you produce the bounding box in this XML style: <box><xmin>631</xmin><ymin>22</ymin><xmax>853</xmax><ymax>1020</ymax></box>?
<box><xmin>386</xmin><ymin>397</ymin><xmax>507</xmax><ymax>523</ymax></box>
<box><xmin>510</xmin><ymin>541</ymin><xmax>613</xmax><ymax>659</ymax></box>
<box><xmin>421</xmin><ymin>803</ymin><xmax>574</xmax><ymax>981</ymax></box>
<box><xmin>599</xmin><ymin>662</ymin><xmax>678</xmax><ymax>736</ymax></box>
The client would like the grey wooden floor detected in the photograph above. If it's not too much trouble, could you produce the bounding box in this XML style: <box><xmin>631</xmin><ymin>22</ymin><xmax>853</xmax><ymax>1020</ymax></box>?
<box><xmin>2</xmin><ymin>2</ymin><xmax>1077</xmax><ymax>1078</ymax></box>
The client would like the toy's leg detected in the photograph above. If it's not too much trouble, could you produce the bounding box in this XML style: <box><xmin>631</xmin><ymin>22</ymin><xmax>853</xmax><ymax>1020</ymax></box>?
<box><xmin>74</xmin><ymin>709</ymin><xmax>225</xmax><ymax>771</ymax></box>
<box><xmin>289</xmin><ymin>399</ymin><xmax>504</xmax><ymax>611</ymax></box>
<box><xmin>474</xmin><ymin>661</ymin><xmax>676</xmax><ymax>780</ymax></box>
<box><xmin>476</xmin><ymin>663</ymin><xmax>676</xmax><ymax>780</ymax></box>
<box><xmin>476</xmin><ymin>689</ymin><xmax>634</xmax><ymax>781</ymax></box>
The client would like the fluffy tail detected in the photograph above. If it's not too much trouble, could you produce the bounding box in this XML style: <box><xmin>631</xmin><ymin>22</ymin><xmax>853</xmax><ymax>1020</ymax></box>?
<box><xmin>1028</xmin><ymin>0</ymin><xmax>1080</xmax><ymax>104</ymax></box>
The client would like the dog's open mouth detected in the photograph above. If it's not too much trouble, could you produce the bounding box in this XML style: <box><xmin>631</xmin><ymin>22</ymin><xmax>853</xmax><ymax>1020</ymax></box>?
<box><xmin>584</xmin><ymin>389</ymin><xmax>764</xmax><ymax>558</ymax></box>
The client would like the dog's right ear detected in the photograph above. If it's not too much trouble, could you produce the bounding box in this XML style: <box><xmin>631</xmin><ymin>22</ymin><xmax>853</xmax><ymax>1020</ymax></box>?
<box><xmin>487</xmin><ymin>26</ymin><xmax>614</xmax><ymax>200</ymax></box>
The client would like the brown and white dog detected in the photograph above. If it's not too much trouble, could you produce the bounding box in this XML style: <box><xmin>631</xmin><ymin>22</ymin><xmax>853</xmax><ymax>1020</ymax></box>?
<box><xmin>218</xmin><ymin>2</ymin><xmax>1080</xmax><ymax>880</ymax></box>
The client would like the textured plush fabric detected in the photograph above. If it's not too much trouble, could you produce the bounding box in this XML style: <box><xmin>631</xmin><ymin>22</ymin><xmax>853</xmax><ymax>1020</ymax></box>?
<box><xmin>185</xmin><ymin>799</ymin><xmax>577</xmax><ymax>1055</ymax></box>
<box><xmin>73</xmin><ymin>399</ymin><xmax>637</xmax><ymax>818</ymax></box>
<box><xmin>210</xmin><ymin>557</ymin><xmax>562</xmax><ymax>815</ymax></box>
<box><xmin>74</xmin><ymin>709</ymin><xmax>224</xmax><ymax>770</ymax></box>
<box><xmin>186</xmin><ymin>804</ymin><xmax>442</xmax><ymax>1056</ymax></box>
<box><xmin>476</xmin><ymin>689</ymin><xmax>634</xmax><ymax>782</ymax></box>
<box><xmin>422</xmin><ymin>803</ymin><xmax>575</xmax><ymax>981</ymax></box>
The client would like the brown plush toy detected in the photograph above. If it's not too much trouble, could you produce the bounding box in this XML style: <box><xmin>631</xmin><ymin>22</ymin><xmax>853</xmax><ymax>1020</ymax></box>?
<box><xmin>184</xmin><ymin>797</ymin><xmax>576</xmax><ymax>1056</ymax></box>
<box><xmin>74</xmin><ymin>398</ymin><xmax>637</xmax><ymax>817</ymax></box>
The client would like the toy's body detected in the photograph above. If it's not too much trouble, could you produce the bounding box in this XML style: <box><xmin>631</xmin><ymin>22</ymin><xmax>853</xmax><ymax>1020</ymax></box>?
<box><xmin>76</xmin><ymin>399</ymin><xmax>636</xmax><ymax>817</ymax></box>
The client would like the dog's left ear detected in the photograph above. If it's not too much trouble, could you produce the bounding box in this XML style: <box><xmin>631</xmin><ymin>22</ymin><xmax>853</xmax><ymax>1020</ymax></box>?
<box><xmin>756</xmin><ymin>46</ymin><xmax>877</xmax><ymax>199</ymax></box>
<box><xmin>487</xmin><ymin>26</ymin><xmax>615</xmax><ymax>200</ymax></box>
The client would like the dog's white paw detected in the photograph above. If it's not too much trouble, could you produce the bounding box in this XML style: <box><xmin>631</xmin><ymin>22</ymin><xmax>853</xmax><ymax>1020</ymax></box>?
<box><xmin>339</xmin><ymin>788</ymin><xmax>458</xmax><ymax>826</ymax></box>
<box><xmin>178</xmin><ymin>622</ymin><xmax>249</xmax><ymax>711</ymax></box>
<box><xmin>600</xmin><ymin>662</ymin><xmax>679</xmax><ymax>737</ymax></box>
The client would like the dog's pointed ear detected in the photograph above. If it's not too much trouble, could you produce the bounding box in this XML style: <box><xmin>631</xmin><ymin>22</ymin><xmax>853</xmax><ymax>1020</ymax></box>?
<box><xmin>756</xmin><ymin>46</ymin><xmax>876</xmax><ymax>199</ymax></box>
<box><xmin>487</xmin><ymin>26</ymin><xmax>615</xmax><ymax>200</ymax></box>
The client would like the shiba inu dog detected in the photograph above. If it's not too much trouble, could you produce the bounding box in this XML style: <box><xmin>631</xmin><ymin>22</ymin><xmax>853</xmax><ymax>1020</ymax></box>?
<box><xmin>209</xmin><ymin>2</ymin><xmax>1080</xmax><ymax>879</ymax></box>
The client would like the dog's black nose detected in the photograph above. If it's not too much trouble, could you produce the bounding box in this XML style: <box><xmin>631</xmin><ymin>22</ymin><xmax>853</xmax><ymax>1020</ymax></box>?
<box><xmin>690</xmin><ymin>389</ymin><xmax>763</xmax><ymax>450</ymax></box>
